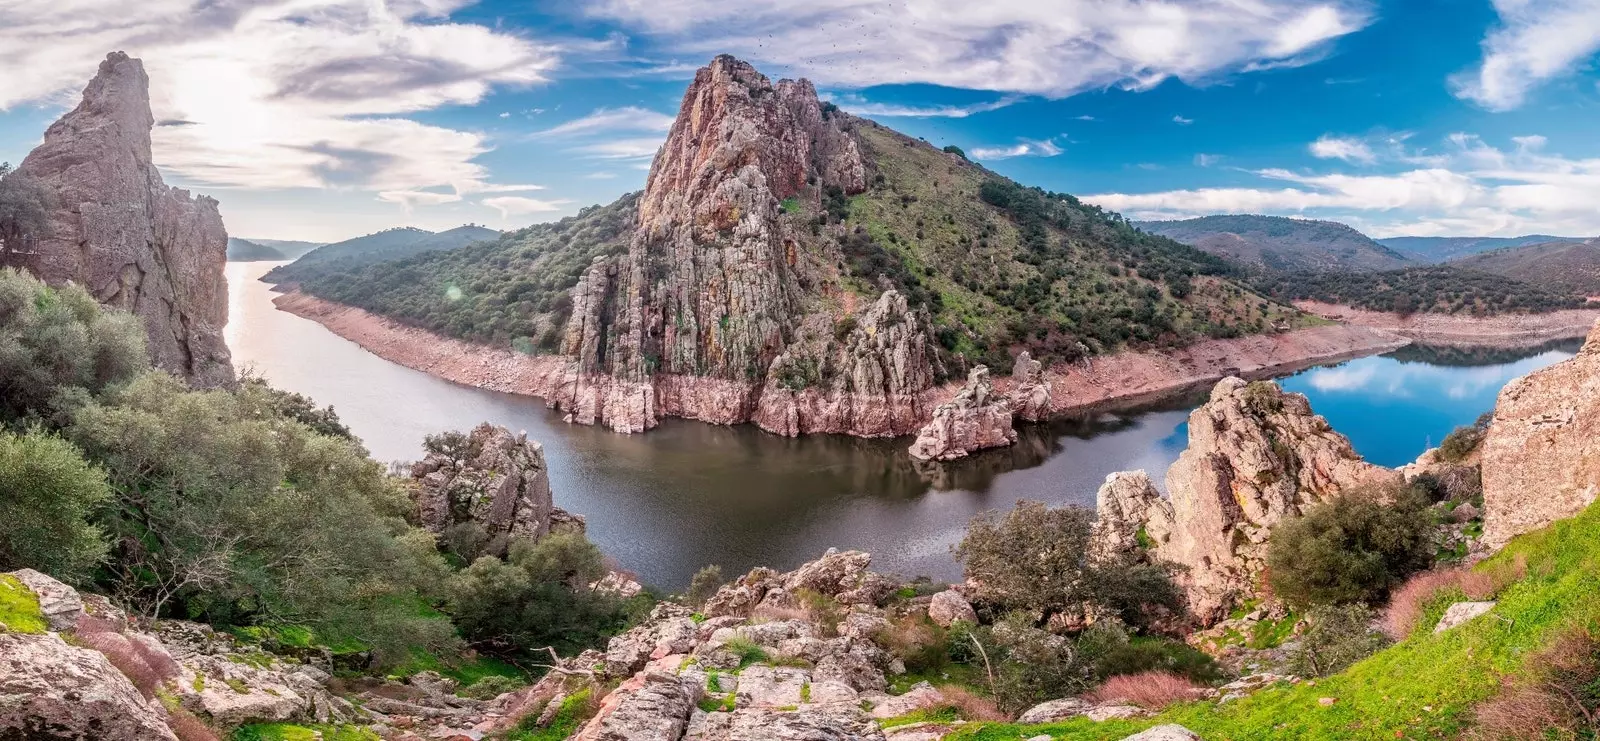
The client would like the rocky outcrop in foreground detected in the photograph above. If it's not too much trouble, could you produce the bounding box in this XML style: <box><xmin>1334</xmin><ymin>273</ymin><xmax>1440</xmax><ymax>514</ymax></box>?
<box><xmin>1481</xmin><ymin>320</ymin><xmax>1600</xmax><ymax>548</ymax></box>
<box><xmin>411</xmin><ymin>422</ymin><xmax>583</xmax><ymax>548</ymax></box>
<box><xmin>908</xmin><ymin>366</ymin><xmax>1016</xmax><ymax>461</ymax></box>
<box><xmin>14</xmin><ymin>52</ymin><xmax>233</xmax><ymax>387</ymax></box>
<box><xmin>1102</xmin><ymin>378</ymin><xmax>1401</xmax><ymax>623</ymax></box>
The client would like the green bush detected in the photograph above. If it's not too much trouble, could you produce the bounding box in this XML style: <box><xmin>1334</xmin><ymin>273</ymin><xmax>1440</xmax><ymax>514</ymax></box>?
<box><xmin>1437</xmin><ymin>411</ymin><xmax>1493</xmax><ymax>463</ymax></box>
<box><xmin>685</xmin><ymin>565</ymin><xmax>724</xmax><ymax>609</ymax></box>
<box><xmin>0</xmin><ymin>429</ymin><xmax>110</xmax><ymax>582</ymax></box>
<box><xmin>1266</xmin><ymin>485</ymin><xmax>1434</xmax><ymax>609</ymax></box>
<box><xmin>459</xmin><ymin>674</ymin><xmax>526</xmax><ymax>700</ymax></box>
<box><xmin>0</xmin><ymin>267</ymin><xmax>146</xmax><ymax>424</ymax></box>
<box><xmin>449</xmin><ymin>532</ymin><xmax>634</xmax><ymax>658</ymax></box>
<box><xmin>1288</xmin><ymin>604</ymin><xmax>1391</xmax><ymax>677</ymax></box>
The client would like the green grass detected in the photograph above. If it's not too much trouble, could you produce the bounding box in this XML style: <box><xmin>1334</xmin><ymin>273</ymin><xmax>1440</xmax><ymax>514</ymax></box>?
<box><xmin>508</xmin><ymin>688</ymin><xmax>593</xmax><ymax>741</ymax></box>
<box><xmin>0</xmin><ymin>574</ymin><xmax>48</xmax><ymax>634</ymax></box>
<box><xmin>881</xmin><ymin>705</ymin><xmax>962</xmax><ymax>729</ymax></box>
<box><xmin>231</xmin><ymin>724</ymin><xmax>378</xmax><ymax>741</ymax></box>
<box><xmin>951</xmin><ymin>498</ymin><xmax>1600</xmax><ymax>740</ymax></box>
<box><xmin>722</xmin><ymin>637</ymin><xmax>771</xmax><ymax>670</ymax></box>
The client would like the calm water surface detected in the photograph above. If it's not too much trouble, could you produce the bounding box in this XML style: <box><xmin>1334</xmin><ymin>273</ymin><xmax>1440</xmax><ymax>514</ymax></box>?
<box><xmin>225</xmin><ymin>262</ymin><xmax>1577</xmax><ymax>587</ymax></box>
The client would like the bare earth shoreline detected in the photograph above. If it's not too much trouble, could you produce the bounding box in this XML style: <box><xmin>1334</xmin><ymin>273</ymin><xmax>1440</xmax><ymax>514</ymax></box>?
<box><xmin>273</xmin><ymin>289</ymin><xmax>1599</xmax><ymax>437</ymax></box>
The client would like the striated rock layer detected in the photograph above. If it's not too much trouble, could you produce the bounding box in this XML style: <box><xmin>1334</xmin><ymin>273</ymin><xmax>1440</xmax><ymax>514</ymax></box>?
<box><xmin>553</xmin><ymin>55</ymin><xmax>938</xmax><ymax>437</ymax></box>
<box><xmin>1481</xmin><ymin>320</ymin><xmax>1600</xmax><ymax>549</ymax></box>
<box><xmin>14</xmin><ymin>52</ymin><xmax>232</xmax><ymax>387</ymax></box>
<box><xmin>908</xmin><ymin>366</ymin><xmax>1016</xmax><ymax>461</ymax></box>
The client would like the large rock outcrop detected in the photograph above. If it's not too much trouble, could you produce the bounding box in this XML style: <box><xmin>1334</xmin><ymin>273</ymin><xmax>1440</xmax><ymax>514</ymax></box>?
<box><xmin>1009</xmin><ymin>351</ymin><xmax>1053</xmax><ymax>422</ymax></box>
<box><xmin>908</xmin><ymin>366</ymin><xmax>1016</xmax><ymax>461</ymax></box>
<box><xmin>1133</xmin><ymin>378</ymin><xmax>1401</xmax><ymax>622</ymax></box>
<box><xmin>411</xmin><ymin>423</ymin><xmax>582</xmax><ymax>548</ymax></box>
<box><xmin>1481</xmin><ymin>321</ymin><xmax>1600</xmax><ymax>548</ymax></box>
<box><xmin>552</xmin><ymin>55</ymin><xmax>938</xmax><ymax>438</ymax></box>
<box><xmin>0</xmin><ymin>631</ymin><xmax>180</xmax><ymax>741</ymax></box>
<box><xmin>13</xmin><ymin>52</ymin><xmax>232</xmax><ymax>387</ymax></box>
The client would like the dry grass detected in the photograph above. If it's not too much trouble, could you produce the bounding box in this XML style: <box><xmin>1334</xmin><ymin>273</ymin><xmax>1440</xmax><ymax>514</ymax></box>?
<box><xmin>1469</xmin><ymin>626</ymin><xmax>1600</xmax><ymax>740</ymax></box>
<box><xmin>749</xmin><ymin>604</ymin><xmax>811</xmax><ymax>623</ymax></box>
<box><xmin>1085</xmin><ymin>671</ymin><xmax>1206</xmax><ymax>711</ymax></box>
<box><xmin>1383</xmin><ymin>555</ymin><xmax>1527</xmax><ymax>639</ymax></box>
<box><xmin>937</xmin><ymin>684</ymin><xmax>1008</xmax><ymax>721</ymax></box>
<box><xmin>72</xmin><ymin>615</ymin><xmax>179</xmax><ymax>699</ymax></box>
<box><xmin>165</xmin><ymin>709</ymin><xmax>222</xmax><ymax>741</ymax></box>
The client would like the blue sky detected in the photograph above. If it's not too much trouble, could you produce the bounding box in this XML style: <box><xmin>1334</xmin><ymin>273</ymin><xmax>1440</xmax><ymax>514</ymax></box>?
<box><xmin>2</xmin><ymin>0</ymin><xmax>1599</xmax><ymax>242</ymax></box>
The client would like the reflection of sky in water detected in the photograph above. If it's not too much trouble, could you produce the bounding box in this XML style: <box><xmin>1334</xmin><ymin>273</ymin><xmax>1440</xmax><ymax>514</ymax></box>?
<box><xmin>1278</xmin><ymin>349</ymin><xmax>1577</xmax><ymax>467</ymax></box>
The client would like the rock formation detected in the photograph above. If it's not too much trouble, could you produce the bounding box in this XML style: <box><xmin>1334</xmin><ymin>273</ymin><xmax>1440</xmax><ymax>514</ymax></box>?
<box><xmin>908</xmin><ymin>366</ymin><xmax>1017</xmax><ymax>461</ymax></box>
<box><xmin>1111</xmin><ymin>378</ymin><xmax>1402</xmax><ymax>623</ymax></box>
<box><xmin>1089</xmin><ymin>471</ymin><xmax>1173</xmax><ymax>557</ymax></box>
<box><xmin>411</xmin><ymin>423</ymin><xmax>582</xmax><ymax>549</ymax></box>
<box><xmin>13</xmin><ymin>52</ymin><xmax>232</xmax><ymax>387</ymax></box>
<box><xmin>1009</xmin><ymin>351</ymin><xmax>1052</xmax><ymax>422</ymax></box>
<box><xmin>1481</xmin><ymin>320</ymin><xmax>1600</xmax><ymax>549</ymax></box>
<box><xmin>553</xmin><ymin>55</ymin><xmax>939</xmax><ymax>437</ymax></box>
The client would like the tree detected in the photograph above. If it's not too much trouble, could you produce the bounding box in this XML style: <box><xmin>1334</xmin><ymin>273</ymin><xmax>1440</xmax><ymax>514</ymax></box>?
<box><xmin>450</xmin><ymin>532</ymin><xmax>633</xmax><ymax>657</ymax></box>
<box><xmin>0</xmin><ymin>268</ymin><xmax>147</xmax><ymax>424</ymax></box>
<box><xmin>685</xmin><ymin>565</ymin><xmax>724</xmax><ymax>609</ymax></box>
<box><xmin>0</xmin><ymin>163</ymin><xmax>52</xmax><ymax>260</ymax></box>
<box><xmin>1267</xmin><ymin>485</ymin><xmax>1434</xmax><ymax>608</ymax></box>
<box><xmin>1289</xmin><ymin>604</ymin><xmax>1391</xmax><ymax>677</ymax></box>
<box><xmin>0</xmin><ymin>429</ymin><xmax>110</xmax><ymax>582</ymax></box>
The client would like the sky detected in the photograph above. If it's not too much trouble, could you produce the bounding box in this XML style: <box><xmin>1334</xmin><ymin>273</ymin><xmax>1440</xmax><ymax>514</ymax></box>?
<box><xmin>2</xmin><ymin>0</ymin><xmax>1599</xmax><ymax>243</ymax></box>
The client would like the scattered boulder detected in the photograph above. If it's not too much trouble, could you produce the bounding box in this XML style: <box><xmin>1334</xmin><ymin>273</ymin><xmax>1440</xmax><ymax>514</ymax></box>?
<box><xmin>1017</xmin><ymin>698</ymin><xmax>1093</xmax><ymax>723</ymax></box>
<box><xmin>1481</xmin><ymin>321</ymin><xmax>1600</xmax><ymax>549</ymax></box>
<box><xmin>1090</xmin><ymin>470</ymin><xmax>1173</xmax><ymax>557</ymax></box>
<box><xmin>1122</xmin><ymin>725</ymin><xmax>1204</xmax><ymax>741</ymax></box>
<box><xmin>574</xmin><ymin>671</ymin><xmax>701</xmax><ymax>741</ymax></box>
<box><xmin>735</xmin><ymin>666</ymin><xmax>808</xmax><ymax>707</ymax></box>
<box><xmin>866</xmin><ymin>681</ymin><xmax>943</xmax><ymax>718</ymax></box>
<box><xmin>909</xmin><ymin>366</ymin><xmax>1017</xmax><ymax>461</ymax></box>
<box><xmin>926</xmin><ymin>590</ymin><xmax>977</xmax><ymax>627</ymax></box>
<box><xmin>685</xmin><ymin>704</ymin><xmax>887</xmax><ymax>740</ymax></box>
<box><xmin>1433</xmin><ymin>601</ymin><xmax>1497</xmax><ymax>634</ymax></box>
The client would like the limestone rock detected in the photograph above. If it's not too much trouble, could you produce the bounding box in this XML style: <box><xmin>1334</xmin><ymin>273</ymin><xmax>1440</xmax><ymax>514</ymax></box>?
<box><xmin>1122</xmin><ymin>725</ymin><xmax>1204</xmax><ymax>741</ymax></box>
<box><xmin>411</xmin><ymin>422</ymin><xmax>579</xmax><ymax>546</ymax></box>
<box><xmin>14</xmin><ymin>52</ymin><xmax>232</xmax><ymax>387</ymax></box>
<box><xmin>866</xmin><ymin>682</ymin><xmax>942</xmax><ymax>718</ymax></box>
<box><xmin>0</xmin><ymin>631</ymin><xmax>179</xmax><ymax>740</ymax></box>
<box><xmin>574</xmin><ymin>671</ymin><xmax>701</xmax><ymax>741</ymax></box>
<box><xmin>736</xmin><ymin>666</ymin><xmax>809</xmax><ymax>707</ymax></box>
<box><xmin>7</xmin><ymin>569</ymin><xmax>85</xmax><ymax>631</ymax></box>
<box><xmin>908</xmin><ymin>366</ymin><xmax>1017</xmax><ymax>461</ymax></box>
<box><xmin>1482</xmin><ymin>322</ymin><xmax>1600</xmax><ymax>548</ymax></box>
<box><xmin>1433</xmin><ymin>601</ymin><xmax>1496</xmax><ymax>633</ymax></box>
<box><xmin>686</xmin><ymin>705</ymin><xmax>887</xmax><ymax>740</ymax></box>
<box><xmin>782</xmin><ymin>548</ymin><xmax>873</xmax><ymax>597</ymax></box>
<box><xmin>1155</xmin><ymin>378</ymin><xmax>1402</xmax><ymax>622</ymax></box>
<box><xmin>1010</xmin><ymin>351</ymin><xmax>1053</xmax><ymax>422</ymax></box>
<box><xmin>926</xmin><ymin>590</ymin><xmax>977</xmax><ymax>627</ymax></box>
<box><xmin>1017</xmin><ymin>698</ymin><xmax>1093</xmax><ymax>723</ymax></box>
<box><xmin>1090</xmin><ymin>471</ymin><xmax>1173</xmax><ymax>557</ymax></box>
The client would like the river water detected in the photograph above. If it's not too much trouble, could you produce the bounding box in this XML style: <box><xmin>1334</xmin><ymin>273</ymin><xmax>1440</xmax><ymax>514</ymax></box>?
<box><xmin>225</xmin><ymin>262</ymin><xmax>1578</xmax><ymax>588</ymax></box>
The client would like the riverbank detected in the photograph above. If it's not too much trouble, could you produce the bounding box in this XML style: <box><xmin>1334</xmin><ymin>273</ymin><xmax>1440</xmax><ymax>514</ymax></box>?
<box><xmin>1295</xmin><ymin>301</ymin><xmax>1600</xmax><ymax>347</ymax></box>
<box><xmin>275</xmin><ymin>289</ymin><xmax>1418</xmax><ymax>437</ymax></box>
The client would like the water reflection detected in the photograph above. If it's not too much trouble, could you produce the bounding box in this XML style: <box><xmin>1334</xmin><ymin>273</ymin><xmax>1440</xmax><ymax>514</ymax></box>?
<box><xmin>225</xmin><ymin>262</ymin><xmax>1574</xmax><ymax>587</ymax></box>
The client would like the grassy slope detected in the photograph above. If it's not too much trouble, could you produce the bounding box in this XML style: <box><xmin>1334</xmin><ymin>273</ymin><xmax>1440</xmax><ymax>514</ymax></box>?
<box><xmin>1450</xmin><ymin>239</ymin><xmax>1600</xmax><ymax>298</ymax></box>
<box><xmin>1136</xmin><ymin>215</ymin><xmax>1412</xmax><ymax>272</ymax></box>
<box><xmin>1253</xmin><ymin>264</ymin><xmax>1585</xmax><ymax>316</ymax></box>
<box><xmin>953</xmin><ymin>498</ymin><xmax>1600</xmax><ymax>740</ymax></box>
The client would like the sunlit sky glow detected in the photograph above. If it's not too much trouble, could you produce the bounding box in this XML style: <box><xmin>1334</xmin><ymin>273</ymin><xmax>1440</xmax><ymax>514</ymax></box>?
<box><xmin>2</xmin><ymin>0</ymin><xmax>1598</xmax><ymax>242</ymax></box>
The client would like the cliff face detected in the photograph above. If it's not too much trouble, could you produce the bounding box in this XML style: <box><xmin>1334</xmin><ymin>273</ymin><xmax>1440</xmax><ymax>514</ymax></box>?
<box><xmin>555</xmin><ymin>55</ymin><xmax>937</xmax><ymax>436</ymax></box>
<box><xmin>1481</xmin><ymin>320</ymin><xmax>1600</xmax><ymax>549</ymax></box>
<box><xmin>15</xmin><ymin>52</ymin><xmax>233</xmax><ymax>387</ymax></box>
<box><xmin>1143</xmin><ymin>378</ymin><xmax>1401</xmax><ymax>622</ymax></box>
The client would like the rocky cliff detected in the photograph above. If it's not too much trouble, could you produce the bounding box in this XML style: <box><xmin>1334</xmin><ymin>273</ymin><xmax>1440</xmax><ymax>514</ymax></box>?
<box><xmin>411</xmin><ymin>423</ymin><xmax>584</xmax><ymax>552</ymax></box>
<box><xmin>14</xmin><ymin>52</ymin><xmax>233</xmax><ymax>387</ymax></box>
<box><xmin>553</xmin><ymin>55</ymin><xmax>938</xmax><ymax>436</ymax></box>
<box><xmin>1119</xmin><ymin>378</ymin><xmax>1402</xmax><ymax>622</ymax></box>
<box><xmin>1481</xmin><ymin>320</ymin><xmax>1600</xmax><ymax>549</ymax></box>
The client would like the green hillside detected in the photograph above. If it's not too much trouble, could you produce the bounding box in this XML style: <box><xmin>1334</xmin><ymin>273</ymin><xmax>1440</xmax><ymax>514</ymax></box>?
<box><xmin>227</xmin><ymin>237</ymin><xmax>287</xmax><ymax>262</ymax></box>
<box><xmin>1449</xmin><ymin>238</ymin><xmax>1600</xmax><ymax>297</ymax></box>
<box><xmin>1252</xmin><ymin>265</ymin><xmax>1584</xmax><ymax>315</ymax></box>
<box><xmin>1137</xmin><ymin>214</ymin><xmax>1411</xmax><ymax>272</ymax></box>
<box><xmin>1379</xmin><ymin>235</ymin><xmax>1587</xmax><ymax>262</ymax></box>
<box><xmin>263</xmin><ymin>224</ymin><xmax>499</xmax><ymax>284</ymax></box>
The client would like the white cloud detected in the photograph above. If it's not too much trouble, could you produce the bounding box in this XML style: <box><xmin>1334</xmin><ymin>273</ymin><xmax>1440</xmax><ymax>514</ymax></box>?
<box><xmin>0</xmin><ymin>0</ymin><xmax>556</xmax><ymax>200</ymax></box>
<box><xmin>1086</xmin><ymin>134</ymin><xmax>1600</xmax><ymax>236</ymax></box>
<box><xmin>1451</xmin><ymin>0</ymin><xmax>1600</xmax><ymax>111</ymax></box>
<box><xmin>589</xmin><ymin>0</ymin><xmax>1371</xmax><ymax>97</ymax></box>
<box><xmin>828</xmin><ymin>95</ymin><xmax>1021</xmax><ymax>118</ymax></box>
<box><xmin>1075</xmin><ymin>115</ymin><xmax>1097</xmax><ymax>121</ymax></box>
<box><xmin>1173</xmin><ymin>115</ymin><xmax>1195</xmax><ymax>125</ymax></box>
<box><xmin>571</xmin><ymin>137</ymin><xmax>666</xmax><ymax>160</ymax></box>
<box><xmin>482</xmin><ymin>196</ymin><xmax>573</xmax><ymax>217</ymax></box>
<box><xmin>1309</xmin><ymin>134</ymin><xmax>1377</xmax><ymax>164</ymax></box>
<box><xmin>378</xmin><ymin>190</ymin><xmax>464</xmax><ymax>211</ymax></box>
<box><xmin>1194</xmin><ymin>153</ymin><xmax>1224</xmax><ymax>167</ymax></box>
<box><xmin>971</xmin><ymin>138</ymin><xmax>1063</xmax><ymax>160</ymax></box>
<box><xmin>530</xmin><ymin>106</ymin><xmax>677</xmax><ymax>137</ymax></box>
<box><xmin>585</xmin><ymin>172</ymin><xmax>619</xmax><ymax>179</ymax></box>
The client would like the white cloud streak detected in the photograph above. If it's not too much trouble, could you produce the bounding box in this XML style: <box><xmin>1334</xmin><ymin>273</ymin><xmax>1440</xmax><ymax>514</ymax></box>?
<box><xmin>1309</xmin><ymin>134</ymin><xmax>1377</xmax><ymax>164</ymax></box>
<box><xmin>589</xmin><ymin>0</ymin><xmax>1371</xmax><ymax>97</ymax></box>
<box><xmin>829</xmin><ymin>95</ymin><xmax>1022</xmax><ymax>118</ymax></box>
<box><xmin>971</xmin><ymin>138</ymin><xmax>1063</xmax><ymax>160</ymax></box>
<box><xmin>1451</xmin><ymin>0</ymin><xmax>1600</xmax><ymax>111</ymax></box>
<box><xmin>530</xmin><ymin>106</ymin><xmax>677</xmax><ymax>137</ymax></box>
<box><xmin>482</xmin><ymin>196</ymin><xmax>573</xmax><ymax>217</ymax></box>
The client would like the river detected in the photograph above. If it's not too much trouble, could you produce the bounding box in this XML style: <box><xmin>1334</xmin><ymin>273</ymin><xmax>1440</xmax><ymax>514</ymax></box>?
<box><xmin>224</xmin><ymin>262</ymin><xmax>1579</xmax><ymax>589</ymax></box>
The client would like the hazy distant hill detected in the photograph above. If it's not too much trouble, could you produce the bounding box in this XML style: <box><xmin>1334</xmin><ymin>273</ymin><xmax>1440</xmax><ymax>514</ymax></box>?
<box><xmin>244</xmin><ymin>238</ymin><xmax>325</xmax><ymax>260</ymax></box>
<box><xmin>1449</xmin><ymin>239</ymin><xmax>1600</xmax><ymax>297</ymax></box>
<box><xmin>1136</xmin><ymin>215</ymin><xmax>1410</xmax><ymax>272</ymax></box>
<box><xmin>1378</xmin><ymin>235</ymin><xmax>1586</xmax><ymax>262</ymax></box>
<box><xmin>226</xmin><ymin>238</ymin><xmax>287</xmax><ymax>262</ymax></box>
<box><xmin>263</xmin><ymin>225</ymin><xmax>499</xmax><ymax>283</ymax></box>
<box><xmin>1253</xmin><ymin>264</ymin><xmax>1584</xmax><ymax>315</ymax></box>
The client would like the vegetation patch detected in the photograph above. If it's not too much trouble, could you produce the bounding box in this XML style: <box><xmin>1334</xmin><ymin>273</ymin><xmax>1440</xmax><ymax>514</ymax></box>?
<box><xmin>0</xmin><ymin>574</ymin><xmax>47</xmax><ymax>634</ymax></box>
<box><xmin>231</xmin><ymin>724</ymin><xmax>378</xmax><ymax>741</ymax></box>
<box><xmin>508</xmin><ymin>687</ymin><xmax>594</xmax><ymax>741</ymax></box>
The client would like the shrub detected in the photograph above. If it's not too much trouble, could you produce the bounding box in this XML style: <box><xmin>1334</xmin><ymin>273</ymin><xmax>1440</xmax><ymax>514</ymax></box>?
<box><xmin>1438</xmin><ymin>412</ymin><xmax>1493</xmax><ymax>463</ymax></box>
<box><xmin>932</xmin><ymin>684</ymin><xmax>1006</xmax><ymax>721</ymax></box>
<box><xmin>873</xmin><ymin>613</ymin><xmax>949</xmax><ymax>674</ymax></box>
<box><xmin>966</xmin><ymin>612</ymin><xmax>1097</xmax><ymax>714</ymax></box>
<box><xmin>450</xmin><ymin>532</ymin><xmax>633</xmax><ymax>659</ymax></box>
<box><xmin>1382</xmin><ymin>556</ymin><xmax>1527</xmax><ymax>639</ymax></box>
<box><xmin>1470</xmin><ymin>626</ymin><xmax>1600</xmax><ymax>740</ymax></box>
<box><xmin>685</xmin><ymin>565</ymin><xmax>724</xmax><ymax>609</ymax></box>
<box><xmin>165</xmin><ymin>709</ymin><xmax>221</xmax><ymax>741</ymax></box>
<box><xmin>1288</xmin><ymin>604</ymin><xmax>1390</xmax><ymax>677</ymax></box>
<box><xmin>460</xmin><ymin>674</ymin><xmax>526</xmax><ymax>700</ymax></box>
<box><xmin>76</xmin><ymin>630</ymin><xmax>176</xmax><ymax>698</ymax></box>
<box><xmin>1085</xmin><ymin>670</ymin><xmax>1204</xmax><ymax>710</ymax></box>
<box><xmin>1266</xmin><ymin>485</ymin><xmax>1434</xmax><ymax>608</ymax></box>
<box><xmin>0</xmin><ymin>268</ymin><xmax>146</xmax><ymax>424</ymax></box>
<box><xmin>0</xmin><ymin>429</ymin><xmax>111</xmax><ymax>582</ymax></box>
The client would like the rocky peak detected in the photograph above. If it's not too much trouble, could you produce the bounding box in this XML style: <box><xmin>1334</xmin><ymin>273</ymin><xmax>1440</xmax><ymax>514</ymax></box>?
<box><xmin>14</xmin><ymin>52</ymin><xmax>233</xmax><ymax>387</ymax></box>
<box><xmin>410</xmin><ymin>423</ymin><xmax>582</xmax><ymax>552</ymax></box>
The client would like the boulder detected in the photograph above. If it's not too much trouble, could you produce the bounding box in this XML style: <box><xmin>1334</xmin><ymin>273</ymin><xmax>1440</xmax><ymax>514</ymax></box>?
<box><xmin>1010</xmin><ymin>351</ymin><xmax>1053</xmax><ymax>422</ymax></box>
<box><xmin>0</xmin><ymin>631</ymin><xmax>179</xmax><ymax>740</ymax></box>
<box><xmin>1017</xmin><ymin>697</ymin><xmax>1093</xmax><ymax>723</ymax></box>
<box><xmin>685</xmin><ymin>705</ymin><xmax>886</xmax><ymax>740</ymax></box>
<box><xmin>1481</xmin><ymin>322</ymin><xmax>1600</xmax><ymax>548</ymax></box>
<box><xmin>1121</xmin><ymin>725</ymin><xmax>1204</xmax><ymax>741</ymax></box>
<box><xmin>908</xmin><ymin>366</ymin><xmax>1018</xmax><ymax>461</ymax></box>
<box><xmin>926</xmin><ymin>590</ymin><xmax>977</xmax><ymax>627</ymax></box>
<box><xmin>7</xmin><ymin>569</ymin><xmax>85</xmax><ymax>631</ymax></box>
<box><xmin>412</xmin><ymin>422</ymin><xmax>580</xmax><ymax>545</ymax></box>
<box><xmin>15</xmin><ymin>52</ymin><xmax>232</xmax><ymax>387</ymax></box>
<box><xmin>1433</xmin><ymin>601</ymin><xmax>1497</xmax><ymax>634</ymax></box>
<box><xmin>574</xmin><ymin>671</ymin><xmax>701</xmax><ymax>741</ymax></box>
<box><xmin>1089</xmin><ymin>471</ymin><xmax>1173</xmax><ymax>557</ymax></box>
<box><xmin>735</xmin><ymin>666</ymin><xmax>809</xmax><ymax>707</ymax></box>
<box><xmin>866</xmin><ymin>681</ymin><xmax>943</xmax><ymax>718</ymax></box>
<box><xmin>783</xmin><ymin>549</ymin><xmax>873</xmax><ymax>598</ymax></box>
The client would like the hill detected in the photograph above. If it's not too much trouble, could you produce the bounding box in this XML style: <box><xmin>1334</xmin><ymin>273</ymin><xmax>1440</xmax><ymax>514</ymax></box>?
<box><xmin>226</xmin><ymin>237</ymin><xmax>286</xmax><ymax>261</ymax></box>
<box><xmin>1137</xmin><ymin>214</ymin><xmax>1411</xmax><ymax>272</ymax></box>
<box><xmin>262</xmin><ymin>224</ymin><xmax>499</xmax><ymax>283</ymax></box>
<box><xmin>240</xmin><ymin>238</ymin><xmax>324</xmax><ymax>260</ymax></box>
<box><xmin>1378</xmin><ymin>234</ymin><xmax>1586</xmax><ymax>262</ymax></box>
<box><xmin>1252</xmin><ymin>264</ymin><xmax>1584</xmax><ymax>315</ymax></box>
<box><xmin>1447</xmin><ymin>238</ymin><xmax>1600</xmax><ymax>297</ymax></box>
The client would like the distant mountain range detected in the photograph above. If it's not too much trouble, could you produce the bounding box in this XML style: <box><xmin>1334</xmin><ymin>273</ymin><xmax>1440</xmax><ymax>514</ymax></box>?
<box><xmin>1448</xmin><ymin>238</ymin><xmax>1600</xmax><ymax>297</ymax></box>
<box><xmin>263</xmin><ymin>225</ymin><xmax>500</xmax><ymax>283</ymax></box>
<box><xmin>1378</xmin><ymin>235</ymin><xmax>1587</xmax><ymax>262</ymax></box>
<box><xmin>227</xmin><ymin>238</ymin><xmax>325</xmax><ymax>262</ymax></box>
<box><xmin>1136</xmin><ymin>215</ymin><xmax>1412</xmax><ymax>272</ymax></box>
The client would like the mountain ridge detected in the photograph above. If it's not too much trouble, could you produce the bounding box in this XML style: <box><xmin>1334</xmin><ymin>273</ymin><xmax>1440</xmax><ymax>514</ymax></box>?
<box><xmin>1136</xmin><ymin>214</ymin><xmax>1412</xmax><ymax>272</ymax></box>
